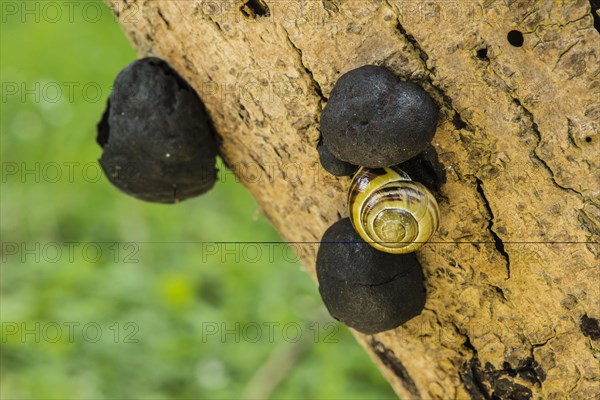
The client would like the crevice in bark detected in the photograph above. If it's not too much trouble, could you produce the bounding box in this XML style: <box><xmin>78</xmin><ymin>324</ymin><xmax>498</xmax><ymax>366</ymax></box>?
<box><xmin>461</xmin><ymin>356</ymin><xmax>491</xmax><ymax>400</ymax></box>
<box><xmin>240</xmin><ymin>0</ymin><xmax>270</xmax><ymax>18</ymax></box>
<box><xmin>590</xmin><ymin>0</ymin><xmax>600</xmax><ymax>33</ymax></box>
<box><xmin>157</xmin><ymin>8</ymin><xmax>170</xmax><ymax>28</ymax></box>
<box><xmin>389</xmin><ymin>2</ymin><xmax>587</xmax><ymax>206</ymax></box>
<box><xmin>566</xmin><ymin>118</ymin><xmax>581</xmax><ymax>148</ymax></box>
<box><xmin>369</xmin><ymin>338</ymin><xmax>421</xmax><ymax>398</ymax></box>
<box><xmin>394</xmin><ymin>21</ymin><xmax>428</xmax><ymax>64</ymax></box>
<box><xmin>509</xmin><ymin>358</ymin><xmax>546</xmax><ymax>387</ymax></box>
<box><xmin>580</xmin><ymin>314</ymin><xmax>600</xmax><ymax>340</ymax></box>
<box><xmin>454</xmin><ymin>324</ymin><xmax>490</xmax><ymax>400</ymax></box>
<box><xmin>283</xmin><ymin>33</ymin><xmax>327</xmax><ymax>105</ymax></box>
<box><xmin>388</xmin><ymin>9</ymin><xmax>476</xmax><ymax>138</ymax></box>
<box><xmin>475</xmin><ymin>178</ymin><xmax>511</xmax><ymax>279</ymax></box>
<box><xmin>388</xmin><ymin>7</ymin><xmax>521</xmax><ymax>284</ymax></box>
<box><xmin>460</xmin><ymin>355</ymin><xmax>540</xmax><ymax>400</ymax></box>
<box><xmin>454</xmin><ymin>322</ymin><xmax>545</xmax><ymax>399</ymax></box>
<box><xmin>490</xmin><ymin>285</ymin><xmax>507</xmax><ymax>302</ymax></box>
<box><xmin>555</xmin><ymin>41</ymin><xmax>579</xmax><ymax>66</ymax></box>
<box><xmin>511</xmin><ymin>99</ymin><xmax>583</xmax><ymax>198</ymax></box>
<box><xmin>396</xmin><ymin>4</ymin><xmax>587</xmax><ymax>206</ymax></box>
<box><xmin>452</xmin><ymin>113</ymin><xmax>468</xmax><ymax>130</ymax></box>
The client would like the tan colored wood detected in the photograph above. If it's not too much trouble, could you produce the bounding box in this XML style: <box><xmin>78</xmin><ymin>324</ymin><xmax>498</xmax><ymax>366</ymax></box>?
<box><xmin>109</xmin><ymin>0</ymin><xmax>599</xmax><ymax>398</ymax></box>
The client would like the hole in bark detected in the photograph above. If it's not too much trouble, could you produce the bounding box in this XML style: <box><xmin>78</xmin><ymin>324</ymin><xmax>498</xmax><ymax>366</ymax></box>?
<box><xmin>452</xmin><ymin>113</ymin><xmax>467</xmax><ymax>130</ymax></box>
<box><xmin>590</xmin><ymin>0</ymin><xmax>600</xmax><ymax>33</ymax></box>
<box><xmin>240</xmin><ymin>0</ymin><xmax>270</xmax><ymax>18</ymax></box>
<box><xmin>476</xmin><ymin>47</ymin><xmax>489</xmax><ymax>61</ymax></box>
<box><xmin>580</xmin><ymin>314</ymin><xmax>600</xmax><ymax>340</ymax></box>
<box><xmin>585</xmin><ymin>136</ymin><xmax>592</xmax><ymax>143</ymax></box>
<box><xmin>507</xmin><ymin>30</ymin><xmax>524</xmax><ymax>47</ymax></box>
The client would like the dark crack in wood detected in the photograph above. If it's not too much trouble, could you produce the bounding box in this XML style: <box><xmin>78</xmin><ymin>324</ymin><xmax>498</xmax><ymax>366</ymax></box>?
<box><xmin>512</xmin><ymin>98</ymin><xmax>583</xmax><ymax>197</ymax></box>
<box><xmin>240</xmin><ymin>0</ymin><xmax>270</xmax><ymax>18</ymax></box>
<box><xmin>283</xmin><ymin>34</ymin><xmax>327</xmax><ymax>105</ymax></box>
<box><xmin>369</xmin><ymin>338</ymin><xmax>421</xmax><ymax>398</ymax></box>
<box><xmin>475</xmin><ymin>178</ymin><xmax>511</xmax><ymax>279</ymax></box>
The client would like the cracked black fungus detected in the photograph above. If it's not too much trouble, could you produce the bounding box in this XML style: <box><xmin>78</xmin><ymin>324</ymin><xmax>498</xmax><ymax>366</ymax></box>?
<box><xmin>317</xmin><ymin>140</ymin><xmax>356</xmax><ymax>176</ymax></box>
<box><xmin>97</xmin><ymin>57</ymin><xmax>218</xmax><ymax>203</ymax></box>
<box><xmin>320</xmin><ymin>65</ymin><xmax>439</xmax><ymax>168</ymax></box>
<box><xmin>316</xmin><ymin>218</ymin><xmax>426</xmax><ymax>334</ymax></box>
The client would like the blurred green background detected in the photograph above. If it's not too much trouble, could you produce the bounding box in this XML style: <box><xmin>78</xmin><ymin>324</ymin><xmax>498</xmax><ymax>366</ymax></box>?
<box><xmin>0</xmin><ymin>1</ymin><xmax>395</xmax><ymax>399</ymax></box>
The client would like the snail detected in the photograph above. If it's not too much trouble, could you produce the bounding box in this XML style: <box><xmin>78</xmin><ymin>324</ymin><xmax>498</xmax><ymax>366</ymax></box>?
<box><xmin>348</xmin><ymin>166</ymin><xmax>440</xmax><ymax>254</ymax></box>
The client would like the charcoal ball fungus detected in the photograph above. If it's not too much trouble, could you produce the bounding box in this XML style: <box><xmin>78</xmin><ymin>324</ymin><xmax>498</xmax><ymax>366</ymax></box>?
<box><xmin>317</xmin><ymin>140</ymin><xmax>357</xmax><ymax>177</ymax></box>
<box><xmin>97</xmin><ymin>57</ymin><xmax>218</xmax><ymax>203</ymax></box>
<box><xmin>316</xmin><ymin>218</ymin><xmax>426</xmax><ymax>334</ymax></box>
<box><xmin>320</xmin><ymin>65</ymin><xmax>439</xmax><ymax>168</ymax></box>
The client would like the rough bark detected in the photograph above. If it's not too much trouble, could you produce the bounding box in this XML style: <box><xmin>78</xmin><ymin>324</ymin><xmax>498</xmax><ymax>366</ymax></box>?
<box><xmin>109</xmin><ymin>0</ymin><xmax>599</xmax><ymax>398</ymax></box>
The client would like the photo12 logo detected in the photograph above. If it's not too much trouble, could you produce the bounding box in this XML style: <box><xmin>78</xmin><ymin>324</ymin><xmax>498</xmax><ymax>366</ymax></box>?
<box><xmin>1</xmin><ymin>1</ymin><xmax>142</xmax><ymax>24</ymax></box>
<box><xmin>200</xmin><ymin>321</ymin><xmax>339</xmax><ymax>344</ymax></box>
<box><xmin>1</xmin><ymin>81</ymin><xmax>104</xmax><ymax>104</ymax></box>
<box><xmin>200</xmin><ymin>242</ymin><xmax>305</xmax><ymax>264</ymax></box>
<box><xmin>2</xmin><ymin>162</ymin><xmax>103</xmax><ymax>184</ymax></box>
<box><xmin>1</xmin><ymin>242</ymin><xmax>139</xmax><ymax>264</ymax></box>
<box><xmin>1</xmin><ymin>321</ymin><xmax>139</xmax><ymax>344</ymax></box>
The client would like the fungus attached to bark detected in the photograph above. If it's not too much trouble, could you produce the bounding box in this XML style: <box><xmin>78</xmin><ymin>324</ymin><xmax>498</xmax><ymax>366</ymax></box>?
<box><xmin>317</xmin><ymin>140</ymin><xmax>357</xmax><ymax>177</ymax></box>
<box><xmin>320</xmin><ymin>65</ymin><xmax>439</xmax><ymax>168</ymax></box>
<box><xmin>97</xmin><ymin>57</ymin><xmax>218</xmax><ymax>203</ymax></box>
<box><xmin>316</xmin><ymin>218</ymin><xmax>426</xmax><ymax>334</ymax></box>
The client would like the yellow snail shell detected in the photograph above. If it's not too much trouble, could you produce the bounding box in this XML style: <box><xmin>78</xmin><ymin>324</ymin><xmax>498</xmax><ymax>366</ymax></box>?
<box><xmin>348</xmin><ymin>166</ymin><xmax>440</xmax><ymax>254</ymax></box>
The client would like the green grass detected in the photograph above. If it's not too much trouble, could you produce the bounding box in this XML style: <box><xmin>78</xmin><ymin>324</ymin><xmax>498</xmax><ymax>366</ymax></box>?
<box><xmin>0</xmin><ymin>1</ymin><xmax>396</xmax><ymax>398</ymax></box>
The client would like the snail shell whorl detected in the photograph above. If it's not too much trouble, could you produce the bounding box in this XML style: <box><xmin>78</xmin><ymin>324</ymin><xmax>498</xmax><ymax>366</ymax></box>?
<box><xmin>348</xmin><ymin>167</ymin><xmax>440</xmax><ymax>254</ymax></box>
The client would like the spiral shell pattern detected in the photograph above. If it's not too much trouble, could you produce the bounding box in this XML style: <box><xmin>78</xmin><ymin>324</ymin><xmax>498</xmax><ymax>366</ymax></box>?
<box><xmin>348</xmin><ymin>167</ymin><xmax>440</xmax><ymax>254</ymax></box>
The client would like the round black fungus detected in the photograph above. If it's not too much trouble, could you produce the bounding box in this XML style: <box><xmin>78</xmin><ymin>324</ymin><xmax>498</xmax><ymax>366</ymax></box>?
<box><xmin>317</xmin><ymin>140</ymin><xmax>356</xmax><ymax>176</ymax></box>
<box><xmin>97</xmin><ymin>57</ymin><xmax>218</xmax><ymax>203</ymax></box>
<box><xmin>316</xmin><ymin>218</ymin><xmax>426</xmax><ymax>334</ymax></box>
<box><xmin>320</xmin><ymin>65</ymin><xmax>439</xmax><ymax>168</ymax></box>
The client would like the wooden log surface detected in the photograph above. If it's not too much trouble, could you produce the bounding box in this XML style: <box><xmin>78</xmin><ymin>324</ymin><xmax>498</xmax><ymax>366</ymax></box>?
<box><xmin>109</xmin><ymin>0</ymin><xmax>599</xmax><ymax>398</ymax></box>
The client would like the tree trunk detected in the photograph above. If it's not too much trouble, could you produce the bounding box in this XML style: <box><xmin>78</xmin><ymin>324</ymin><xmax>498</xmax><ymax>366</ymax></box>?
<box><xmin>109</xmin><ymin>0</ymin><xmax>599</xmax><ymax>398</ymax></box>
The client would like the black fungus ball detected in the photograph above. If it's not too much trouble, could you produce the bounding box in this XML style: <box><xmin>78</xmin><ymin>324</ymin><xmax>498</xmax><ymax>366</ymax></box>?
<box><xmin>320</xmin><ymin>65</ymin><xmax>439</xmax><ymax>168</ymax></box>
<box><xmin>317</xmin><ymin>140</ymin><xmax>357</xmax><ymax>177</ymax></box>
<box><xmin>97</xmin><ymin>57</ymin><xmax>218</xmax><ymax>203</ymax></box>
<box><xmin>316</xmin><ymin>218</ymin><xmax>426</xmax><ymax>334</ymax></box>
